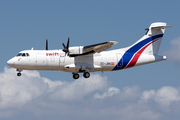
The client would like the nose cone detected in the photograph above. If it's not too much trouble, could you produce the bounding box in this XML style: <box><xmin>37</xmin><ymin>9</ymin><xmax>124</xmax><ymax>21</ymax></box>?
<box><xmin>7</xmin><ymin>59</ymin><xmax>14</xmax><ymax>67</ymax></box>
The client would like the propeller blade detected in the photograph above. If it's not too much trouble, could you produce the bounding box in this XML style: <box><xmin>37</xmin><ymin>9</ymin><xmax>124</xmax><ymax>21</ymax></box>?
<box><xmin>62</xmin><ymin>43</ymin><xmax>66</xmax><ymax>49</ymax></box>
<box><xmin>63</xmin><ymin>48</ymin><xmax>68</xmax><ymax>53</ymax></box>
<box><xmin>62</xmin><ymin>37</ymin><xmax>70</xmax><ymax>54</ymax></box>
<box><xmin>46</xmin><ymin>39</ymin><xmax>48</xmax><ymax>50</ymax></box>
<box><xmin>67</xmin><ymin>37</ymin><xmax>70</xmax><ymax>49</ymax></box>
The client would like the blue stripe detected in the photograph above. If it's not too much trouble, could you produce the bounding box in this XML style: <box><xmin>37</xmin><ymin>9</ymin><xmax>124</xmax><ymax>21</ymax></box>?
<box><xmin>113</xmin><ymin>34</ymin><xmax>163</xmax><ymax>71</ymax></box>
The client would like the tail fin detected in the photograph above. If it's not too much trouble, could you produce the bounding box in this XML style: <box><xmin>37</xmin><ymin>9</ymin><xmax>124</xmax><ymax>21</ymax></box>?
<box><xmin>128</xmin><ymin>22</ymin><xmax>171</xmax><ymax>55</ymax></box>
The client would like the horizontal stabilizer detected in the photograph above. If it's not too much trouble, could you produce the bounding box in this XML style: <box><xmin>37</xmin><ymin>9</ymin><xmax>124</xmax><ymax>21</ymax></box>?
<box><xmin>145</xmin><ymin>22</ymin><xmax>171</xmax><ymax>36</ymax></box>
<box><xmin>151</xmin><ymin>25</ymin><xmax>172</xmax><ymax>29</ymax></box>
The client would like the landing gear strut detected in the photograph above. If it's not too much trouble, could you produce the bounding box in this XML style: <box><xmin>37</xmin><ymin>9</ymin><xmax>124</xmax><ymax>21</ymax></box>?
<box><xmin>17</xmin><ymin>69</ymin><xmax>23</xmax><ymax>77</ymax></box>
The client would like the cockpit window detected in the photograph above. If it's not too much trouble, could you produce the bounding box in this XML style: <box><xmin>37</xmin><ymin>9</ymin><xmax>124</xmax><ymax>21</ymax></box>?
<box><xmin>16</xmin><ymin>53</ymin><xmax>22</xmax><ymax>56</ymax></box>
<box><xmin>22</xmin><ymin>53</ymin><xmax>26</xmax><ymax>56</ymax></box>
<box><xmin>16</xmin><ymin>53</ymin><xmax>30</xmax><ymax>57</ymax></box>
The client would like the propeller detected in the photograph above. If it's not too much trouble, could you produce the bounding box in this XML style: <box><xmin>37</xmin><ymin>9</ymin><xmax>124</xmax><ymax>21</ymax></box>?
<box><xmin>46</xmin><ymin>39</ymin><xmax>48</xmax><ymax>50</ymax></box>
<box><xmin>62</xmin><ymin>37</ymin><xmax>70</xmax><ymax>55</ymax></box>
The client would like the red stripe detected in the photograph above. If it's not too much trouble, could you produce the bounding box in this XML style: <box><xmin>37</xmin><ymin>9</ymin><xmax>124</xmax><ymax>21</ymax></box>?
<box><xmin>126</xmin><ymin>42</ymin><xmax>152</xmax><ymax>68</ymax></box>
<box><xmin>126</xmin><ymin>38</ymin><xmax>160</xmax><ymax>68</ymax></box>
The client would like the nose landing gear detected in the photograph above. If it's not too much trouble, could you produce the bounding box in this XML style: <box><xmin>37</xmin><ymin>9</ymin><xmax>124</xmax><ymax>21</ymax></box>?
<box><xmin>17</xmin><ymin>73</ymin><xmax>21</xmax><ymax>76</ymax></box>
<box><xmin>16</xmin><ymin>69</ymin><xmax>23</xmax><ymax>76</ymax></box>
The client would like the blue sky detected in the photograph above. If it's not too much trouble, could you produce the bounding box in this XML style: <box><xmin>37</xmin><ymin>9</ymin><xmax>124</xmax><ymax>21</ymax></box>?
<box><xmin>1</xmin><ymin>0</ymin><xmax>180</xmax><ymax>120</ymax></box>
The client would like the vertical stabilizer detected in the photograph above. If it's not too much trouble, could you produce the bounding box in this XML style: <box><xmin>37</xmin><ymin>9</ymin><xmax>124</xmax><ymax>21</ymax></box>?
<box><xmin>145</xmin><ymin>22</ymin><xmax>171</xmax><ymax>55</ymax></box>
<box><xmin>127</xmin><ymin>22</ymin><xmax>171</xmax><ymax>55</ymax></box>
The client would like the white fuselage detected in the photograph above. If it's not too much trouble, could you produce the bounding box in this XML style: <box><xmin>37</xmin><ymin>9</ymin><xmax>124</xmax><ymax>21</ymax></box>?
<box><xmin>7</xmin><ymin>48</ymin><xmax>166</xmax><ymax>73</ymax></box>
<box><xmin>7</xmin><ymin>49</ymin><xmax>119</xmax><ymax>72</ymax></box>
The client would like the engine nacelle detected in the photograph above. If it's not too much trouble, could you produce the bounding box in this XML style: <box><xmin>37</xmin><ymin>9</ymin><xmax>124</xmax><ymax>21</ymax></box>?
<box><xmin>69</xmin><ymin>46</ymin><xmax>84</xmax><ymax>55</ymax></box>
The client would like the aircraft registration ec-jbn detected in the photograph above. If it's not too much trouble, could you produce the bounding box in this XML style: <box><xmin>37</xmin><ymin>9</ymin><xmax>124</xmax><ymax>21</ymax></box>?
<box><xmin>7</xmin><ymin>22</ymin><xmax>171</xmax><ymax>79</ymax></box>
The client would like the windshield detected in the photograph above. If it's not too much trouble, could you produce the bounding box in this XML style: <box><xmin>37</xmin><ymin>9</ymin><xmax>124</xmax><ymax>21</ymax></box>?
<box><xmin>16</xmin><ymin>53</ymin><xmax>30</xmax><ymax>57</ymax></box>
<box><xmin>16</xmin><ymin>53</ymin><xmax>22</xmax><ymax>56</ymax></box>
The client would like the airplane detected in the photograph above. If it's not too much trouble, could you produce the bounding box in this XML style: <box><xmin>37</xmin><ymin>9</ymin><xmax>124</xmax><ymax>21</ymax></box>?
<box><xmin>7</xmin><ymin>22</ymin><xmax>171</xmax><ymax>79</ymax></box>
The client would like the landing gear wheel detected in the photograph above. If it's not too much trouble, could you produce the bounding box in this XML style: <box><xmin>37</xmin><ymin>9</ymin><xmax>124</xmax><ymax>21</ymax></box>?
<box><xmin>17</xmin><ymin>73</ymin><xmax>21</xmax><ymax>76</ymax></box>
<box><xmin>83</xmin><ymin>72</ymin><xmax>90</xmax><ymax>78</ymax></box>
<box><xmin>73</xmin><ymin>74</ymin><xmax>79</xmax><ymax>79</ymax></box>
<box><xmin>16</xmin><ymin>69</ymin><xmax>23</xmax><ymax>76</ymax></box>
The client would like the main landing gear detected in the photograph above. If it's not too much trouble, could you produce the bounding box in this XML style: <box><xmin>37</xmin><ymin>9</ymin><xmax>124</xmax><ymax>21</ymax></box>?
<box><xmin>73</xmin><ymin>73</ymin><xmax>79</xmax><ymax>79</ymax></box>
<box><xmin>73</xmin><ymin>72</ymin><xmax>90</xmax><ymax>79</ymax></box>
<box><xmin>83</xmin><ymin>72</ymin><xmax>90</xmax><ymax>78</ymax></box>
<box><xmin>17</xmin><ymin>68</ymin><xmax>23</xmax><ymax>76</ymax></box>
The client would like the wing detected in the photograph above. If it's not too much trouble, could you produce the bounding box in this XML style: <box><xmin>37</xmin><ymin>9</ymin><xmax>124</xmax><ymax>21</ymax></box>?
<box><xmin>69</xmin><ymin>41</ymin><xmax>118</xmax><ymax>57</ymax></box>
<box><xmin>84</xmin><ymin>41</ymin><xmax>118</xmax><ymax>53</ymax></box>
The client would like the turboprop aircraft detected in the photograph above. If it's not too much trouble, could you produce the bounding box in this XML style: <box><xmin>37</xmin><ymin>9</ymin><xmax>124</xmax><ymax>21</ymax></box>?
<box><xmin>7</xmin><ymin>22</ymin><xmax>171</xmax><ymax>79</ymax></box>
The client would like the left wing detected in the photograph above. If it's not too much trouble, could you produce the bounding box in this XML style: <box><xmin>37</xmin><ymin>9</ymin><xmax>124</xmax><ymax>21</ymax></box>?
<box><xmin>69</xmin><ymin>41</ymin><xmax>118</xmax><ymax>57</ymax></box>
